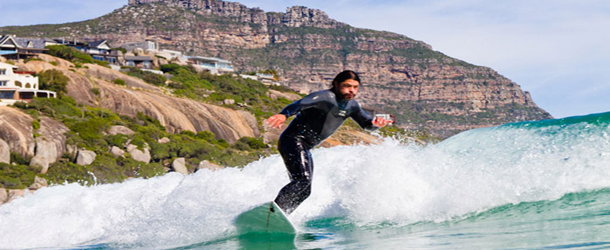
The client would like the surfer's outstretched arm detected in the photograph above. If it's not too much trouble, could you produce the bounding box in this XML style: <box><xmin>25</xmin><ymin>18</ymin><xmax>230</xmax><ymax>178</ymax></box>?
<box><xmin>350</xmin><ymin>103</ymin><xmax>393</xmax><ymax>129</ymax></box>
<box><xmin>265</xmin><ymin>91</ymin><xmax>331</xmax><ymax>129</ymax></box>
<box><xmin>266</xmin><ymin>114</ymin><xmax>286</xmax><ymax>129</ymax></box>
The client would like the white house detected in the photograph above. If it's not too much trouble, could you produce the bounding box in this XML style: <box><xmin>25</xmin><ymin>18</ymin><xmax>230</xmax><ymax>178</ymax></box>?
<box><xmin>124</xmin><ymin>56</ymin><xmax>154</xmax><ymax>69</ymax></box>
<box><xmin>120</xmin><ymin>40</ymin><xmax>159</xmax><ymax>52</ymax></box>
<box><xmin>186</xmin><ymin>56</ymin><xmax>234</xmax><ymax>74</ymax></box>
<box><xmin>0</xmin><ymin>62</ymin><xmax>56</xmax><ymax>106</ymax></box>
<box><xmin>87</xmin><ymin>40</ymin><xmax>119</xmax><ymax>64</ymax></box>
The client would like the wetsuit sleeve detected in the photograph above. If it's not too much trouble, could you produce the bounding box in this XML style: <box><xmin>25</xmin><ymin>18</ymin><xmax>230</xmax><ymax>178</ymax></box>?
<box><xmin>278</xmin><ymin>92</ymin><xmax>327</xmax><ymax>117</ymax></box>
<box><xmin>350</xmin><ymin>103</ymin><xmax>376</xmax><ymax>130</ymax></box>
<box><xmin>279</xmin><ymin>100</ymin><xmax>302</xmax><ymax>117</ymax></box>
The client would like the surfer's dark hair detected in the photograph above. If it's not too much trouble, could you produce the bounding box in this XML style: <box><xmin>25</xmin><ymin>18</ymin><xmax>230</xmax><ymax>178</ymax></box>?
<box><xmin>331</xmin><ymin>70</ymin><xmax>361</xmax><ymax>91</ymax></box>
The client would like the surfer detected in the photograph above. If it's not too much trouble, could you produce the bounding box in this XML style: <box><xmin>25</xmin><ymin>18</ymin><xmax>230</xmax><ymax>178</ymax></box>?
<box><xmin>266</xmin><ymin>70</ymin><xmax>393</xmax><ymax>214</ymax></box>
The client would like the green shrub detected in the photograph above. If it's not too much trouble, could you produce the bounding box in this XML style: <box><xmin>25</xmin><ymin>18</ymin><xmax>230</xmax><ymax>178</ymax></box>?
<box><xmin>143</xmin><ymin>73</ymin><xmax>166</xmax><ymax>86</ymax></box>
<box><xmin>196</xmin><ymin>130</ymin><xmax>216</xmax><ymax>142</ymax></box>
<box><xmin>123</xmin><ymin>67</ymin><xmax>166</xmax><ymax>86</ymax></box>
<box><xmin>105</xmin><ymin>134</ymin><xmax>129</xmax><ymax>148</ymax></box>
<box><xmin>44</xmin><ymin>161</ymin><xmax>94</xmax><ymax>186</ymax></box>
<box><xmin>24</xmin><ymin>96</ymin><xmax>81</xmax><ymax>119</ymax></box>
<box><xmin>32</xmin><ymin>119</ymin><xmax>41</xmax><ymax>130</ymax></box>
<box><xmin>113</xmin><ymin>78</ymin><xmax>126</xmax><ymax>86</ymax></box>
<box><xmin>10</xmin><ymin>153</ymin><xmax>31</xmax><ymax>166</ymax></box>
<box><xmin>38</xmin><ymin>69</ymin><xmax>69</xmax><ymax>95</ymax></box>
<box><xmin>67</xmin><ymin>117</ymin><xmax>112</xmax><ymax>149</ymax></box>
<box><xmin>236</xmin><ymin>137</ymin><xmax>267</xmax><ymax>150</ymax></box>
<box><xmin>160</xmin><ymin>63</ymin><xmax>183</xmax><ymax>74</ymax></box>
<box><xmin>0</xmin><ymin>163</ymin><xmax>41</xmax><ymax>189</ymax></box>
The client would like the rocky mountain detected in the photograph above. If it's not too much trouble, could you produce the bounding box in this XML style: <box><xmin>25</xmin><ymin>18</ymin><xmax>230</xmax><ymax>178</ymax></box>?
<box><xmin>0</xmin><ymin>0</ymin><xmax>552</xmax><ymax>137</ymax></box>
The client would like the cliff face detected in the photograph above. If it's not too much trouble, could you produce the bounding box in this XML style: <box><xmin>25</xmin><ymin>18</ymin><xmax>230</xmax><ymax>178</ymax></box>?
<box><xmin>121</xmin><ymin>0</ymin><xmax>552</xmax><ymax>136</ymax></box>
<box><xmin>1</xmin><ymin>0</ymin><xmax>552</xmax><ymax>137</ymax></box>
<box><xmin>18</xmin><ymin>54</ymin><xmax>259</xmax><ymax>143</ymax></box>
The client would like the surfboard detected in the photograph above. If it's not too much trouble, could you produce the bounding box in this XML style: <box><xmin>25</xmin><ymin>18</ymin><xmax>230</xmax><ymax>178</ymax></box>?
<box><xmin>235</xmin><ymin>202</ymin><xmax>296</xmax><ymax>234</ymax></box>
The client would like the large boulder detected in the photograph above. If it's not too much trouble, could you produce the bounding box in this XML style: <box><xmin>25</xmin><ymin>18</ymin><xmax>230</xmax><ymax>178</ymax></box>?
<box><xmin>28</xmin><ymin>176</ymin><xmax>48</xmax><ymax>190</ymax></box>
<box><xmin>0</xmin><ymin>107</ymin><xmax>68</xmax><ymax>168</ymax></box>
<box><xmin>110</xmin><ymin>146</ymin><xmax>125</xmax><ymax>158</ymax></box>
<box><xmin>0</xmin><ymin>139</ymin><xmax>9</xmax><ymax>164</ymax></box>
<box><xmin>30</xmin><ymin>137</ymin><xmax>60</xmax><ymax>173</ymax></box>
<box><xmin>0</xmin><ymin>188</ymin><xmax>7</xmax><ymax>205</ymax></box>
<box><xmin>0</xmin><ymin>107</ymin><xmax>36</xmax><ymax>157</ymax></box>
<box><xmin>197</xmin><ymin>160</ymin><xmax>223</xmax><ymax>171</ymax></box>
<box><xmin>127</xmin><ymin>144</ymin><xmax>151</xmax><ymax>163</ymax></box>
<box><xmin>7</xmin><ymin>189</ymin><xmax>33</xmax><ymax>203</ymax></box>
<box><xmin>107</xmin><ymin>125</ymin><xmax>135</xmax><ymax>136</ymax></box>
<box><xmin>29</xmin><ymin>156</ymin><xmax>49</xmax><ymax>173</ymax></box>
<box><xmin>76</xmin><ymin>150</ymin><xmax>97</xmax><ymax>166</ymax></box>
<box><xmin>172</xmin><ymin>157</ymin><xmax>188</xmax><ymax>174</ymax></box>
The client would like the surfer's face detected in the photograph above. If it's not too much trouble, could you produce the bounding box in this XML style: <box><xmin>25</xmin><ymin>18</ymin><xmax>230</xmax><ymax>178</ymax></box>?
<box><xmin>336</xmin><ymin>79</ymin><xmax>359</xmax><ymax>100</ymax></box>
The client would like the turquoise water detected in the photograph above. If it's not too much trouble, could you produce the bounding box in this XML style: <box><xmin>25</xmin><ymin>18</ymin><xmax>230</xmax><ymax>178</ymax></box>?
<box><xmin>1</xmin><ymin>112</ymin><xmax>609</xmax><ymax>249</ymax></box>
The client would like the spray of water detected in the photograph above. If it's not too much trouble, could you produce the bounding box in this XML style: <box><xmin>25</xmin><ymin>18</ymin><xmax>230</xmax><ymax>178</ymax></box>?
<box><xmin>1</xmin><ymin>112</ymin><xmax>609</xmax><ymax>249</ymax></box>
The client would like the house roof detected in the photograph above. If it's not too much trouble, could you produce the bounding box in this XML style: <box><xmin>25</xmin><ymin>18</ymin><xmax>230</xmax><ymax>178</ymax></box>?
<box><xmin>13</xmin><ymin>37</ymin><xmax>46</xmax><ymax>49</ymax></box>
<box><xmin>88</xmin><ymin>40</ymin><xmax>108</xmax><ymax>48</ymax></box>
<box><xmin>0</xmin><ymin>35</ymin><xmax>19</xmax><ymax>48</ymax></box>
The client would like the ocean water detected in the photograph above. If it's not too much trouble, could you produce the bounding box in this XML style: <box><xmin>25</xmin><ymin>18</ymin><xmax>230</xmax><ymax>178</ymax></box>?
<box><xmin>1</xmin><ymin>112</ymin><xmax>610</xmax><ymax>249</ymax></box>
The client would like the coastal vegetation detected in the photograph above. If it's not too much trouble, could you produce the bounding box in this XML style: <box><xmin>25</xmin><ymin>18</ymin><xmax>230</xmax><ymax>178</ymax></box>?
<box><xmin>5</xmin><ymin>95</ymin><xmax>275</xmax><ymax>188</ymax></box>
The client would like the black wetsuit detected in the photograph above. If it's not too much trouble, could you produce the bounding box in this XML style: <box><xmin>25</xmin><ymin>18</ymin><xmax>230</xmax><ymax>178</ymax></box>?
<box><xmin>274</xmin><ymin>89</ymin><xmax>376</xmax><ymax>214</ymax></box>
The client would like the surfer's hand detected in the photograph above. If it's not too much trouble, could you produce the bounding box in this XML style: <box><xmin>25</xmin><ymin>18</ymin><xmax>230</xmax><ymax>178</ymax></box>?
<box><xmin>372</xmin><ymin>117</ymin><xmax>392</xmax><ymax>128</ymax></box>
<box><xmin>266</xmin><ymin>114</ymin><xmax>287</xmax><ymax>129</ymax></box>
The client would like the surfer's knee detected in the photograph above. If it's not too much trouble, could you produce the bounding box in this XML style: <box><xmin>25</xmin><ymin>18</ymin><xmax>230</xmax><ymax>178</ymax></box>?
<box><xmin>294</xmin><ymin>178</ymin><xmax>312</xmax><ymax>197</ymax></box>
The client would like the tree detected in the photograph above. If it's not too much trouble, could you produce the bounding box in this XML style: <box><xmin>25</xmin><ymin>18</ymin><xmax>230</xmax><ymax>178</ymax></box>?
<box><xmin>38</xmin><ymin>69</ymin><xmax>69</xmax><ymax>95</ymax></box>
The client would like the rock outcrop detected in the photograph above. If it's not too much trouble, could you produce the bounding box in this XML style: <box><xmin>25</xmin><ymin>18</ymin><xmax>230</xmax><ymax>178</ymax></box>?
<box><xmin>0</xmin><ymin>188</ymin><xmax>7</xmax><ymax>204</ymax></box>
<box><xmin>197</xmin><ymin>159</ymin><xmax>223</xmax><ymax>171</ymax></box>
<box><xmin>110</xmin><ymin>146</ymin><xmax>126</xmax><ymax>158</ymax></box>
<box><xmin>127</xmin><ymin>144</ymin><xmax>151</xmax><ymax>163</ymax></box>
<box><xmin>76</xmin><ymin>150</ymin><xmax>97</xmax><ymax>166</ymax></box>
<box><xmin>18</xmin><ymin>58</ymin><xmax>260</xmax><ymax>143</ymax></box>
<box><xmin>0</xmin><ymin>139</ymin><xmax>9</xmax><ymax>164</ymax></box>
<box><xmin>0</xmin><ymin>106</ymin><xmax>68</xmax><ymax>166</ymax></box>
<box><xmin>107</xmin><ymin>125</ymin><xmax>135</xmax><ymax>136</ymax></box>
<box><xmin>28</xmin><ymin>176</ymin><xmax>48</xmax><ymax>190</ymax></box>
<box><xmin>172</xmin><ymin>157</ymin><xmax>188</xmax><ymax>174</ymax></box>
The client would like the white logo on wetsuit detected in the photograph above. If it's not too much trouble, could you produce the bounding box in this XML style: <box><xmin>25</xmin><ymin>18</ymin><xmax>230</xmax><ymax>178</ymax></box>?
<box><xmin>337</xmin><ymin>110</ymin><xmax>347</xmax><ymax>117</ymax></box>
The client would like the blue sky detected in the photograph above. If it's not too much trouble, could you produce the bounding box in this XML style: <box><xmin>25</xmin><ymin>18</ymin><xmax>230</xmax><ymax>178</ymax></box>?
<box><xmin>1</xmin><ymin>0</ymin><xmax>609</xmax><ymax>118</ymax></box>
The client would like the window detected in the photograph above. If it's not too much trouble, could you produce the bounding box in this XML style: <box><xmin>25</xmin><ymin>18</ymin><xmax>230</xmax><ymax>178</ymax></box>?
<box><xmin>0</xmin><ymin>69</ymin><xmax>6</xmax><ymax>75</ymax></box>
<box><xmin>0</xmin><ymin>81</ymin><xmax>7</xmax><ymax>86</ymax></box>
<box><xmin>0</xmin><ymin>92</ymin><xmax>14</xmax><ymax>99</ymax></box>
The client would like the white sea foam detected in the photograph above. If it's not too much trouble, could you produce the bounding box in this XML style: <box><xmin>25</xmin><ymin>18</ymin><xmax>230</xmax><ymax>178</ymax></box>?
<box><xmin>1</xmin><ymin>118</ymin><xmax>609</xmax><ymax>249</ymax></box>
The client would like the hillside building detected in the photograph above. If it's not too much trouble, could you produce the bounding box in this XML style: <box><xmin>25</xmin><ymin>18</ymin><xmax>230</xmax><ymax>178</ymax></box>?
<box><xmin>120</xmin><ymin>40</ymin><xmax>159</xmax><ymax>52</ymax></box>
<box><xmin>124</xmin><ymin>56</ymin><xmax>155</xmax><ymax>69</ymax></box>
<box><xmin>187</xmin><ymin>56</ymin><xmax>234</xmax><ymax>74</ymax></box>
<box><xmin>54</xmin><ymin>38</ymin><xmax>120</xmax><ymax>65</ymax></box>
<box><xmin>0</xmin><ymin>35</ymin><xmax>50</xmax><ymax>60</ymax></box>
<box><xmin>0</xmin><ymin>62</ymin><xmax>56</xmax><ymax>106</ymax></box>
